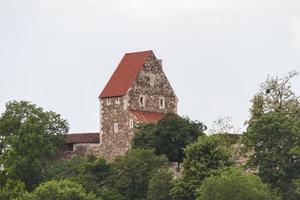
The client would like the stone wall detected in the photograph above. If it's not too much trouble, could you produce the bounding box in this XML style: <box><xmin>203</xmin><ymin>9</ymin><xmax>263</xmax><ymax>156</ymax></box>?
<box><xmin>127</xmin><ymin>53</ymin><xmax>178</xmax><ymax>114</ymax></box>
<box><xmin>96</xmin><ymin>53</ymin><xmax>178</xmax><ymax>161</ymax></box>
<box><xmin>98</xmin><ymin>96</ymin><xmax>136</xmax><ymax>161</ymax></box>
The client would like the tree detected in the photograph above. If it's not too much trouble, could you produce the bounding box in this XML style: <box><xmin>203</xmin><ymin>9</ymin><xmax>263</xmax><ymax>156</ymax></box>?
<box><xmin>208</xmin><ymin>116</ymin><xmax>241</xmax><ymax>135</ymax></box>
<box><xmin>244</xmin><ymin>112</ymin><xmax>300</xmax><ymax>197</ymax></box>
<box><xmin>133</xmin><ymin>113</ymin><xmax>206</xmax><ymax>167</ymax></box>
<box><xmin>0</xmin><ymin>179</ymin><xmax>27</xmax><ymax>200</ymax></box>
<box><xmin>171</xmin><ymin>135</ymin><xmax>234</xmax><ymax>200</ymax></box>
<box><xmin>248</xmin><ymin>71</ymin><xmax>299</xmax><ymax>124</ymax></box>
<box><xmin>196</xmin><ymin>168</ymin><xmax>280</xmax><ymax>200</ymax></box>
<box><xmin>0</xmin><ymin>100</ymin><xmax>69</xmax><ymax>190</ymax></box>
<box><xmin>147</xmin><ymin>167</ymin><xmax>173</xmax><ymax>200</ymax></box>
<box><xmin>105</xmin><ymin>148</ymin><xmax>168</xmax><ymax>200</ymax></box>
<box><xmin>24</xmin><ymin>180</ymin><xmax>100</xmax><ymax>200</ymax></box>
<box><xmin>43</xmin><ymin>155</ymin><xmax>120</xmax><ymax>199</ymax></box>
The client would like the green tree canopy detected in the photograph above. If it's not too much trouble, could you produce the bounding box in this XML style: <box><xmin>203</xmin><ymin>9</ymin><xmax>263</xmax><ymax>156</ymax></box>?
<box><xmin>244</xmin><ymin>72</ymin><xmax>300</xmax><ymax>199</ymax></box>
<box><xmin>105</xmin><ymin>148</ymin><xmax>168</xmax><ymax>200</ymax></box>
<box><xmin>24</xmin><ymin>180</ymin><xmax>100</xmax><ymax>200</ymax></box>
<box><xmin>248</xmin><ymin>71</ymin><xmax>299</xmax><ymax>124</ymax></box>
<box><xmin>196</xmin><ymin>168</ymin><xmax>280</xmax><ymax>200</ymax></box>
<box><xmin>132</xmin><ymin>113</ymin><xmax>206</xmax><ymax>164</ymax></box>
<box><xmin>0</xmin><ymin>100</ymin><xmax>69</xmax><ymax>190</ymax></box>
<box><xmin>244</xmin><ymin>112</ymin><xmax>300</xmax><ymax>196</ymax></box>
<box><xmin>171</xmin><ymin>135</ymin><xmax>234</xmax><ymax>200</ymax></box>
<box><xmin>0</xmin><ymin>179</ymin><xmax>27</xmax><ymax>200</ymax></box>
<box><xmin>43</xmin><ymin>155</ymin><xmax>122</xmax><ymax>199</ymax></box>
<box><xmin>147</xmin><ymin>167</ymin><xmax>173</xmax><ymax>200</ymax></box>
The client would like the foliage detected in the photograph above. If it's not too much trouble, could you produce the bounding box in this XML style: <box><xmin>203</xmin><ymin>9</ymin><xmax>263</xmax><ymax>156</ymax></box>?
<box><xmin>248</xmin><ymin>71</ymin><xmax>299</xmax><ymax>124</ymax></box>
<box><xmin>171</xmin><ymin>135</ymin><xmax>234</xmax><ymax>200</ymax></box>
<box><xmin>208</xmin><ymin>116</ymin><xmax>241</xmax><ymax>135</ymax></box>
<box><xmin>105</xmin><ymin>148</ymin><xmax>168</xmax><ymax>200</ymax></box>
<box><xmin>133</xmin><ymin>113</ymin><xmax>206</xmax><ymax>164</ymax></box>
<box><xmin>147</xmin><ymin>167</ymin><xmax>173</xmax><ymax>200</ymax></box>
<box><xmin>93</xmin><ymin>187</ymin><xmax>126</xmax><ymax>200</ymax></box>
<box><xmin>45</xmin><ymin>155</ymin><xmax>111</xmax><ymax>183</ymax></box>
<box><xmin>0</xmin><ymin>100</ymin><xmax>69</xmax><ymax>190</ymax></box>
<box><xmin>24</xmin><ymin>179</ymin><xmax>100</xmax><ymax>200</ymax></box>
<box><xmin>44</xmin><ymin>155</ymin><xmax>117</xmax><ymax>198</ymax></box>
<box><xmin>0</xmin><ymin>179</ymin><xmax>27</xmax><ymax>200</ymax></box>
<box><xmin>196</xmin><ymin>168</ymin><xmax>280</xmax><ymax>200</ymax></box>
<box><xmin>183</xmin><ymin>135</ymin><xmax>234</xmax><ymax>183</ymax></box>
<box><xmin>244</xmin><ymin>112</ymin><xmax>300</xmax><ymax>195</ymax></box>
<box><xmin>171</xmin><ymin>179</ymin><xmax>196</xmax><ymax>200</ymax></box>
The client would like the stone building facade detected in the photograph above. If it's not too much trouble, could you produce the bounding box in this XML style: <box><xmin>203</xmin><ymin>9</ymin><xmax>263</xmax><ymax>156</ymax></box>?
<box><xmin>63</xmin><ymin>50</ymin><xmax>178</xmax><ymax>161</ymax></box>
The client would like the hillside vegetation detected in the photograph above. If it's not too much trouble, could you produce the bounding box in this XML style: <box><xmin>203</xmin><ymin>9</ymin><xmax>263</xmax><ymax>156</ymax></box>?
<box><xmin>0</xmin><ymin>71</ymin><xmax>299</xmax><ymax>200</ymax></box>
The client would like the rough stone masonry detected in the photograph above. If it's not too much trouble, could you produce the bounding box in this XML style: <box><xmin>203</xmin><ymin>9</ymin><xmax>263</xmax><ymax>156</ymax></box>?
<box><xmin>61</xmin><ymin>50</ymin><xmax>178</xmax><ymax>161</ymax></box>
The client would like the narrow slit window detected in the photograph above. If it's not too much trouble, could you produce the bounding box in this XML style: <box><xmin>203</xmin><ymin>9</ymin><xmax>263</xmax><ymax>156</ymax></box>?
<box><xmin>159</xmin><ymin>97</ymin><xmax>165</xmax><ymax>109</ymax></box>
<box><xmin>139</xmin><ymin>96</ymin><xmax>145</xmax><ymax>107</ymax></box>
<box><xmin>130</xmin><ymin>119</ymin><xmax>134</xmax><ymax>128</ymax></box>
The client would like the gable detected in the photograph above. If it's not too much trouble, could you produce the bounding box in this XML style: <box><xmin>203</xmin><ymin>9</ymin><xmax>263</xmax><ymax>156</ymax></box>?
<box><xmin>99</xmin><ymin>50</ymin><xmax>153</xmax><ymax>98</ymax></box>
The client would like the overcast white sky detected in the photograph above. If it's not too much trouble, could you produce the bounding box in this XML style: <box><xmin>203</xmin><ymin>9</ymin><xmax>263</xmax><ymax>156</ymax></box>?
<box><xmin>1</xmin><ymin>0</ymin><xmax>300</xmax><ymax>133</ymax></box>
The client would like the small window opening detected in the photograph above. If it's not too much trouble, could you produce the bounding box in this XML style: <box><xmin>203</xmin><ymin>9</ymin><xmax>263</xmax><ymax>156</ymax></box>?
<box><xmin>63</xmin><ymin>143</ymin><xmax>74</xmax><ymax>152</ymax></box>
<box><xmin>130</xmin><ymin>119</ymin><xmax>134</xmax><ymax>128</ymax></box>
<box><xmin>139</xmin><ymin>96</ymin><xmax>145</xmax><ymax>107</ymax></box>
<box><xmin>114</xmin><ymin>123</ymin><xmax>119</xmax><ymax>133</ymax></box>
<box><xmin>107</xmin><ymin>98</ymin><xmax>111</xmax><ymax>105</ymax></box>
<box><xmin>116</xmin><ymin>97</ymin><xmax>120</xmax><ymax>104</ymax></box>
<box><xmin>159</xmin><ymin>97</ymin><xmax>165</xmax><ymax>109</ymax></box>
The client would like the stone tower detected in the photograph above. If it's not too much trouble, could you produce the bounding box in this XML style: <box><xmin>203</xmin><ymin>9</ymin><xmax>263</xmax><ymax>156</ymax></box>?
<box><xmin>98</xmin><ymin>50</ymin><xmax>178</xmax><ymax>160</ymax></box>
<box><xmin>63</xmin><ymin>50</ymin><xmax>178</xmax><ymax>161</ymax></box>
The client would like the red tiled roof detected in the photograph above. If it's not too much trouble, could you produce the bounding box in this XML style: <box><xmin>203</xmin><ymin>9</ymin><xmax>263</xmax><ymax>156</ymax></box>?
<box><xmin>65</xmin><ymin>132</ymin><xmax>100</xmax><ymax>144</ymax></box>
<box><xmin>99</xmin><ymin>50</ymin><xmax>153</xmax><ymax>98</ymax></box>
<box><xmin>129</xmin><ymin>110</ymin><xmax>166</xmax><ymax>123</ymax></box>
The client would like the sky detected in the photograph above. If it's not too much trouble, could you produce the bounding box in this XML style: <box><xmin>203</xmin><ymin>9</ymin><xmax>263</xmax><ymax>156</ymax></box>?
<box><xmin>0</xmin><ymin>0</ymin><xmax>300</xmax><ymax>133</ymax></box>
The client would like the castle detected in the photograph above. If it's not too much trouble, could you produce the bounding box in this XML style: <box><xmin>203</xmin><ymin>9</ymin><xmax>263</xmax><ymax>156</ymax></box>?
<box><xmin>63</xmin><ymin>50</ymin><xmax>178</xmax><ymax>161</ymax></box>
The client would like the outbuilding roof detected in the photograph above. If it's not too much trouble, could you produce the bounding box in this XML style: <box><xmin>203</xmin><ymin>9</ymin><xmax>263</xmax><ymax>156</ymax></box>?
<box><xmin>99</xmin><ymin>50</ymin><xmax>153</xmax><ymax>98</ymax></box>
<box><xmin>129</xmin><ymin>110</ymin><xmax>166</xmax><ymax>123</ymax></box>
<box><xmin>65</xmin><ymin>132</ymin><xmax>100</xmax><ymax>144</ymax></box>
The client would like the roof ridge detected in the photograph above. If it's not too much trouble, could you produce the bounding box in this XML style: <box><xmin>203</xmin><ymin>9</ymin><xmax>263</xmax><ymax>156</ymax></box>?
<box><xmin>124</xmin><ymin>50</ymin><xmax>153</xmax><ymax>55</ymax></box>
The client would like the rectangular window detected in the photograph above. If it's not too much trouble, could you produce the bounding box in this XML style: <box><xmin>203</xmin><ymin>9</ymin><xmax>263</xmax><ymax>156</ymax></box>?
<box><xmin>159</xmin><ymin>97</ymin><xmax>165</xmax><ymax>109</ymax></box>
<box><xmin>130</xmin><ymin>119</ymin><xmax>134</xmax><ymax>128</ymax></box>
<box><xmin>150</xmin><ymin>75</ymin><xmax>155</xmax><ymax>86</ymax></box>
<box><xmin>139</xmin><ymin>95</ymin><xmax>145</xmax><ymax>107</ymax></box>
<box><xmin>107</xmin><ymin>98</ymin><xmax>111</xmax><ymax>105</ymax></box>
<box><xmin>114</xmin><ymin>123</ymin><xmax>119</xmax><ymax>133</ymax></box>
<box><xmin>63</xmin><ymin>144</ymin><xmax>74</xmax><ymax>152</ymax></box>
<box><xmin>116</xmin><ymin>97</ymin><xmax>120</xmax><ymax>104</ymax></box>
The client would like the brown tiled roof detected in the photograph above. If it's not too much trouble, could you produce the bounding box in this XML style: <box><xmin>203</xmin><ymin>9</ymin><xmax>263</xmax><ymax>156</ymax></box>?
<box><xmin>99</xmin><ymin>50</ymin><xmax>153</xmax><ymax>98</ymax></box>
<box><xmin>129</xmin><ymin>110</ymin><xmax>166</xmax><ymax>123</ymax></box>
<box><xmin>65</xmin><ymin>132</ymin><xmax>100</xmax><ymax>144</ymax></box>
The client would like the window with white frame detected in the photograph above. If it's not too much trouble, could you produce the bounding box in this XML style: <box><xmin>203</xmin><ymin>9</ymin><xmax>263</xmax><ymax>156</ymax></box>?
<box><xmin>116</xmin><ymin>97</ymin><xmax>120</xmax><ymax>104</ymax></box>
<box><xmin>129</xmin><ymin>119</ymin><xmax>134</xmax><ymax>128</ymax></box>
<box><xmin>106</xmin><ymin>98</ymin><xmax>111</xmax><ymax>105</ymax></box>
<box><xmin>159</xmin><ymin>97</ymin><xmax>165</xmax><ymax>109</ymax></box>
<box><xmin>139</xmin><ymin>95</ymin><xmax>145</xmax><ymax>107</ymax></box>
<box><xmin>114</xmin><ymin>123</ymin><xmax>119</xmax><ymax>133</ymax></box>
<box><xmin>150</xmin><ymin>75</ymin><xmax>155</xmax><ymax>86</ymax></box>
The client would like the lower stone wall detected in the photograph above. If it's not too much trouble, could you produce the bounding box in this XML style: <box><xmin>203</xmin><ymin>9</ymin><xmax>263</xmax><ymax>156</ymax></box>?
<box><xmin>59</xmin><ymin>142</ymin><xmax>131</xmax><ymax>162</ymax></box>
